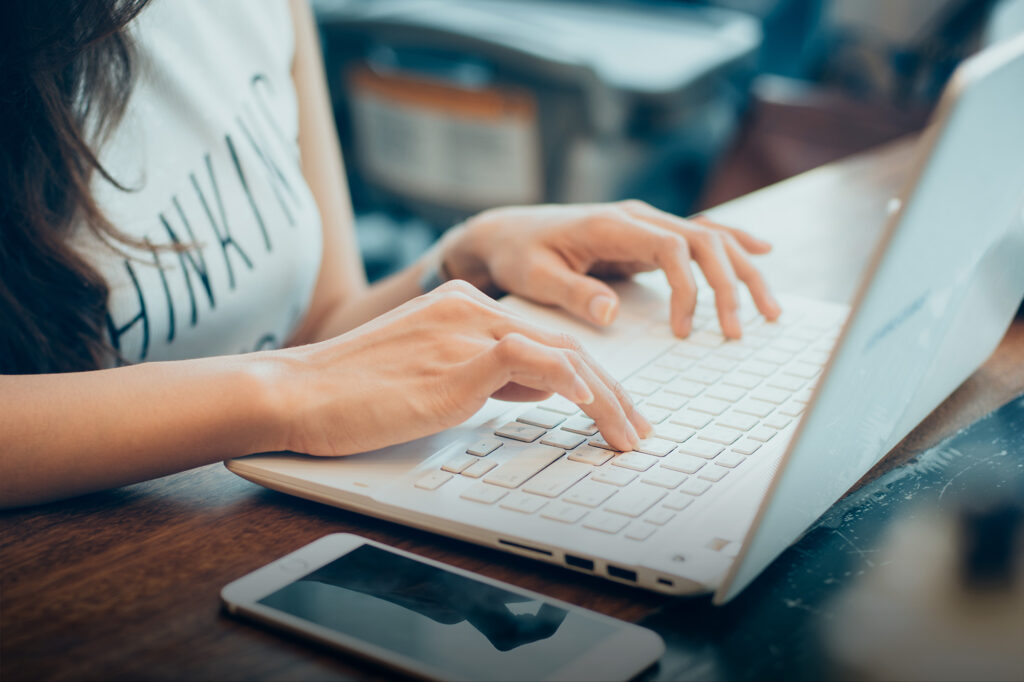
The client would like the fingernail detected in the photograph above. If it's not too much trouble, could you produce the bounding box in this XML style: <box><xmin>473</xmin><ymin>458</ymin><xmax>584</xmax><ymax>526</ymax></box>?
<box><xmin>676</xmin><ymin>315</ymin><xmax>693</xmax><ymax>338</ymax></box>
<box><xmin>574</xmin><ymin>377</ymin><xmax>594</xmax><ymax>405</ymax></box>
<box><xmin>588</xmin><ymin>295</ymin><xmax>616</xmax><ymax>326</ymax></box>
<box><xmin>724</xmin><ymin>309</ymin><xmax>741</xmax><ymax>337</ymax></box>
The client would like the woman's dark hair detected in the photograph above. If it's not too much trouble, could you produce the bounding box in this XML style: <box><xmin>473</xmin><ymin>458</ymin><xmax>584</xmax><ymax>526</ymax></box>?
<box><xmin>0</xmin><ymin>0</ymin><xmax>150</xmax><ymax>374</ymax></box>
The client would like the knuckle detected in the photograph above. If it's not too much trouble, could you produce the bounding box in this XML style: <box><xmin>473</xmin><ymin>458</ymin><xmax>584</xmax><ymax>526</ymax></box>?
<box><xmin>555</xmin><ymin>332</ymin><xmax>583</xmax><ymax>353</ymax></box>
<box><xmin>494</xmin><ymin>333</ymin><xmax>526</xmax><ymax>362</ymax></box>
<box><xmin>616</xmin><ymin>198</ymin><xmax>647</xmax><ymax>212</ymax></box>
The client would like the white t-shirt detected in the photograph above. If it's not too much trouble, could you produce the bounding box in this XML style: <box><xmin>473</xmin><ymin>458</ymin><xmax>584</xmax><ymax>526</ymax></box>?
<box><xmin>75</xmin><ymin>0</ymin><xmax>324</xmax><ymax>364</ymax></box>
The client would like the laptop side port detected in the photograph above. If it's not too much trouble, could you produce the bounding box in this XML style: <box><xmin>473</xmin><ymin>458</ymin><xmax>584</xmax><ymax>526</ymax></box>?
<box><xmin>564</xmin><ymin>554</ymin><xmax>594</xmax><ymax>571</ymax></box>
<box><xmin>606</xmin><ymin>565</ymin><xmax>637</xmax><ymax>582</ymax></box>
<box><xmin>657</xmin><ymin>577</ymin><xmax>674</xmax><ymax>587</ymax></box>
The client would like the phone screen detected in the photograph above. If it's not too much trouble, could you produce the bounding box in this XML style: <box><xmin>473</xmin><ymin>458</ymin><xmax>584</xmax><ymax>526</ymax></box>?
<box><xmin>258</xmin><ymin>544</ymin><xmax>622</xmax><ymax>680</ymax></box>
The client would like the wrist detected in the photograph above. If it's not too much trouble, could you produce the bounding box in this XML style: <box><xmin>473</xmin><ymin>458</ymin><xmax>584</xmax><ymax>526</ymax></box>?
<box><xmin>436</xmin><ymin>213</ymin><xmax>504</xmax><ymax>297</ymax></box>
<box><xmin>230</xmin><ymin>351</ymin><xmax>294</xmax><ymax>454</ymax></box>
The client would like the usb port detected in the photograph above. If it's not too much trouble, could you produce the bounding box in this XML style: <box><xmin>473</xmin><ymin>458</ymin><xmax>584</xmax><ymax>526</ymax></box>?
<box><xmin>607</xmin><ymin>565</ymin><xmax>637</xmax><ymax>582</ymax></box>
<box><xmin>564</xmin><ymin>554</ymin><xmax>594</xmax><ymax>571</ymax></box>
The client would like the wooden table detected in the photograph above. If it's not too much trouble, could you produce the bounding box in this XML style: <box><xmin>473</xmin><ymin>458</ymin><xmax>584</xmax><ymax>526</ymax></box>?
<box><xmin>3</xmin><ymin>140</ymin><xmax>1023</xmax><ymax>682</ymax></box>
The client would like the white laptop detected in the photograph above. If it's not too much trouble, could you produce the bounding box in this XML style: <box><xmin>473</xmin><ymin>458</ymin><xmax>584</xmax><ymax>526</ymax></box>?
<box><xmin>227</xmin><ymin>34</ymin><xmax>1024</xmax><ymax>604</ymax></box>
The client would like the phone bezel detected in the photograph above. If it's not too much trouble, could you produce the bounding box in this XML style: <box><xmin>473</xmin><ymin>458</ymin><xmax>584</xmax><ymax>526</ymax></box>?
<box><xmin>220</xmin><ymin>533</ymin><xmax>664</xmax><ymax>682</ymax></box>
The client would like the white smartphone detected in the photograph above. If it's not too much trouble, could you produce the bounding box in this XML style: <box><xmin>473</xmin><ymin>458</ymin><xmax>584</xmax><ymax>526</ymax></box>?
<box><xmin>221</xmin><ymin>534</ymin><xmax>664</xmax><ymax>682</ymax></box>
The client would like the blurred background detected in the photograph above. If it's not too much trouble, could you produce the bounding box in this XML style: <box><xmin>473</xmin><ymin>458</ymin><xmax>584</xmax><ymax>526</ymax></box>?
<box><xmin>310</xmin><ymin>0</ymin><xmax>1024</xmax><ymax>280</ymax></box>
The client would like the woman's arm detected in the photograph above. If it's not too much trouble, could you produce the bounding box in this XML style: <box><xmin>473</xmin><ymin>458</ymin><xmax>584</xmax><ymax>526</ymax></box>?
<box><xmin>285</xmin><ymin>0</ymin><xmax>433</xmax><ymax>345</ymax></box>
<box><xmin>0</xmin><ymin>356</ymin><xmax>280</xmax><ymax>508</ymax></box>
<box><xmin>1</xmin><ymin>282</ymin><xmax>650</xmax><ymax>509</ymax></box>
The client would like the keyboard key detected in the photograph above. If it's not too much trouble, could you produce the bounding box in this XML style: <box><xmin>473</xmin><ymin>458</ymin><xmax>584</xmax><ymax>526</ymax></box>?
<box><xmin>541</xmin><ymin>502</ymin><xmax>587</xmax><ymax>524</ymax></box>
<box><xmin>671</xmin><ymin>410</ymin><xmax>712</xmax><ymax>429</ymax></box>
<box><xmin>626</xmin><ymin>523</ymin><xmax>657</xmax><ymax>541</ymax></box>
<box><xmin>738</xmin><ymin>360</ymin><xmax>777</xmax><ymax>377</ymax></box>
<box><xmin>539</xmin><ymin>396</ymin><xmax>579</xmax><ymax>415</ymax></box>
<box><xmin>641</xmin><ymin>468</ymin><xmax>686</xmax><ymax>489</ymax></box>
<box><xmin>715</xmin><ymin>451</ymin><xmax>746</xmax><ymax>468</ymax></box>
<box><xmin>679</xmin><ymin>478</ymin><xmax>712</xmax><ymax>496</ymax></box>
<box><xmin>462</xmin><ymin>459</ymin><xmax>498</xmax><ymax>478</ymax></box>
<box><xmin>699</xmin><ymin>466</ymin><xmax>730</xmax><ymax>482</ymax></box>
<box><xmin>785</xmin><ymin>362</ymin><xmax>821</xmax><ymax>379</ymax></box>
<box><xmin>461</xmin><ymin>483</ymin><xmax>507</xmax><ymax>504</ymax></box>
<box><xmin>684</xmin><ymin>367</ymin><xmax>724</xmax><ymax>385</ymax></box>
<box><xmin>541</xmin><ymin>430</ymin><xmax>587</xmax><ymax>450</ymax></box>
<box><xmin>612</xmin><ymin>452</ymin><xmax>658</xmax><ymax>471</ymax></box>
<box><xmin>495</xmin><ymin>422</ymin><xmax>546</xmax><ymax>443</ymax></box>
<box><xmin>639</xmin><ymin>367</ymin><xmax>678</xmax><ymax>384</ymax></box>
<box><xmin>664</xmin><ymin>379</ymin><xmax>705</xmax><ymax>398</ymax></box>
<box><xmin>748</xmin><ymin>426</ymin><xmax>777</xmax><ymax>442</ymax></box>
<box><xmin>589</xmin><ymin>436</ymin><xmax>619</xmax><ymax>451</ymax></box>
<box><xmin>415</xmin><ymin>471</ymin><xmax>453</xmax><ymax>490</ymax></box>
<box><xmin>591</xmin><ymin>468</ymin><xmax>636</xmax><ymax>487</ymax></box>
<box><xmin>567</xmin><ymin>445</ymin><xmax>614</xmax><ymax>466</ymax></box>
<box><xmin>663</xmin><ymin>493</ymin><xmax>694</xmax><ymax>511</ymax></box>
<box><xmin>653</xmin><ymin>424</ymin><xmax>695</xmax><ymax>443</ymax></box>
<box><xmin>623</xmin><ymin>378</ymin><xmax>660</xmax><ymax>396</ymax></box>
<box><xmin>678</xmin><ymin>439</ymin><xmax>723</xmax><ymax>459</ymax></box>
<box><xmin>698</xmin><ymin>426</ymin><xmax>742</xmax><ymax>445</ymax></box>
<box><xmin>605</xmin><ymin>487</ymin><xmax>666</xmax><ymax>517</ymax></box>
<box><xmin>794</xmin><ymin>388</ymin><xmax>815</xmax><ymax>404</ymax></box>
<box><xmin>767</xmin><ymin>374</ymin><xmax>804</xmax><ymax>392</ymax></box>
<box><xmin>639</xmin><ymin>405</ymin><xmax>672</xmax><ymax>424</ymax></box>
<box><xmin>788</xmin><ymin>326</ymin><xmax>820</xmax><ymax>342</ymax></box>
<box><xmin>718</xmin><ymin>345</ymin><xmax>753</xmax><ymax>361</ymax></box>
<box><xmin>750</xmin><ymin>387</ymin><xmax>790</xmax><ymax>405</ymax></box>
<box><xmin>661</xmin><ymin>453</ymin><xmax>706</xmax><ymax>474</ymax></box>
<box><xmin>441</xmin><ymin>454</ymin><xmax>477</xmax><ymax>474</ymax></box>
<box><xmin>500</xmin><ymin>492</ymin><xmax>547</xmax><ymax>514</ymax></box>
<box><xmin>763</xmin><ymin>415</ymin><xmax>793</xmax><ymax>430</ymax></box>
<box><xmin>562</xmin><ymin>417</ymin><xmax>598</xmax><ymax>436</ymax></box>
<box><xmin>700</xmin><ymin>357</ymin><xmax>738</xmax><ymax>373</ymax></box>
<box><xmin>755</xmin><ymin>348</ymin><xmax>793</xmax><ymax>365</ymax></box>
<box><xmin>771</xmin><ymin>337</ymin><xmax>807</xmax><ymax>354</ymax></box>
<box><xmin>735</xmin><ymin>398</ymin><xmax>774</xmax><ymax>418</ymax></box>
<box><xmin>634</xmin><ymin>438</ymin><xmax>677</xmax><ymax>457</ymax></box>
<box><xmin>655</xmin><ymin>355</ymin><xmax>693</xmax><ymax>372</ymax></box>
<box><xmin>466</xmin><ymin>438</ymin><xmax>502</xmax><ymax>457</ymax></box>
<box><xmin>717</xmin><ymin>412</ymin><xmax>758</xmax><ymax>431</ymax></box>
<box><xmin>723</xmin><ymin>372</ymin><xmax>762</xmax><ymax>390</ymax></box>
<box><xmin>705</xmin><ymin>384</ymin><xmax>746</xmax><ymax>402</ymax></box>
<box><xmin>644</xmin><ymin>508</ymin><xmax>676</xmax><ymax>526</ymax></box>
<box><xmin>563</xmin><ymin>480</ymin><xmax>617</xmax><ymax>508</ymax></box>
<box><xmin>483</xmin><ymin>445</ymin><xmax>563</xmax><ymax>488</ymax></box>
<box><xmin>670</xmin><ymin>343</ymin><xmax>708</xmax><ymax>360</ymax></box>
<box><xmin>521</xmin><ymin>461</ymin><xmax>591</xmax><ymax>498</ymax></box>
<box><xmin>803</xmin><ymin>350</ymin><xmax>831</xmax><ymax>365</ymax></box>
<box><xmin>688</xmin><ymin>396</ymin><xmax>730</xmax><ymax>416</ymax></box>
<box><xmin>730</xmin><ymin>438</ymin><xmax>762</xmax><ymax>456</ymax></box>
<box><xmin>778</xmin><ymin>401</ymin><xmax>805</xmax><ymax>418</ymax></box>
<box><xmin>517</xmin><ymin>408</ymin><xmax>565</xmax><ymax>429</ymax></box>
<box><xmin>689</xmin><ymin>330</ymin><xmax>726</xmax><ymax>347</ymax></box>
<box><xmin>583</xmin><ymin>512</ymin><xmax>630</xmax><ymax>534</ymax></box>
<box><xmin>646</xmin><ymin>392</ymin><xmax>687</xmax><ymax>411</ymax></box>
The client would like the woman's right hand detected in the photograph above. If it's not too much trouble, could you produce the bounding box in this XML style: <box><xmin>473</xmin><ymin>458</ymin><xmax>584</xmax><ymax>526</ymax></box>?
<box><xmin>263</xmin><ymin>280</ymin><xmax>651</xmax><ymax>457</ymax></box>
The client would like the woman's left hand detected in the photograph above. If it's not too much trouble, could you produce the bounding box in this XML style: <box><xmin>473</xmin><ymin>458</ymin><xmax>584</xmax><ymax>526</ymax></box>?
<box><xmin>439</xmin><ymin>200</ymin><xmax>781</xmax><ymax>339</ymax></box>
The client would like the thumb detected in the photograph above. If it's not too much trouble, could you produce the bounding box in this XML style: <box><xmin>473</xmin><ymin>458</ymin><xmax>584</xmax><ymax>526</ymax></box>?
<box><xmin>527</xmin><ymin>259</ymin><xmax>620</xmax><ymax>326</ymax></box>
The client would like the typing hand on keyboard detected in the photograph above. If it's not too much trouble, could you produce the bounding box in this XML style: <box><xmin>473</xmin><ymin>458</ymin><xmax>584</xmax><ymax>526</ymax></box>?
<box><xmin>273</xmin><ymin>280</ymin><xmax>650</xmax><ymax>457</ymax></box>
<box><xmin>438</xmin><ymin>201</ymin><xmax>780</xmax><ymax>339</ymax></box>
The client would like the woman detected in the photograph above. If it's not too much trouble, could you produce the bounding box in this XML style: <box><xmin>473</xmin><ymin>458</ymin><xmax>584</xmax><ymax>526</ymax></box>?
<box><xmin>0</xmin><ymin>0</ymin><xmax>779</xmax><ymax>508</ymax></box>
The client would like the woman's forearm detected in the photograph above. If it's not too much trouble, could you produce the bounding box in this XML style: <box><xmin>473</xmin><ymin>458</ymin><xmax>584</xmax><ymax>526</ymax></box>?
<box><xmin>0</xmin><ymin>354</ymin><xmax>281</xmax><ymax>509</ymax></box>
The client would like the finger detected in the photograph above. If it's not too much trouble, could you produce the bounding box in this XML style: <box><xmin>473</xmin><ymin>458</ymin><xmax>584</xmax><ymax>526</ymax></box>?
<box><xmin>617</xmin><ymin>203</ymin><xmax>742</xmax><ymax>338</ymax></box>
<box><xmin>721</xmin><ymin>233</ymin><xmax>782</xmax><ymax>321</ymax></box>
<box><xmin>476</xmin><ymin>334</ymin><xmax>637</xmax><ymax>450</ymax></box>
<box><xmin>583</xmin><ymin>211</ymin><xmax>699</xmax><ymax>337</ymax></box>
<box><xmin>691</xmin><ymin>214</ymin><xmax>772</xmax><ymax>254</ymax></box>
<box><xmin>519</xmin><ymin>251</ymin><xmax>622</xmax><ymax>327</ymax></box>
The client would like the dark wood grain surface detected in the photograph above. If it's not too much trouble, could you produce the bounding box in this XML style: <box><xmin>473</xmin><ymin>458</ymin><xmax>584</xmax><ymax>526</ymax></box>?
<box><xmin>3</xmin><ymin>140</ymin><xmax>1022</xmax><ymax>682</ymax></box>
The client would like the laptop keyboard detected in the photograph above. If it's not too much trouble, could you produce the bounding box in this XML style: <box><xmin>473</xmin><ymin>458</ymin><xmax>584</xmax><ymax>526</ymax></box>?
<box><xmin>414</xmin><ymin>299</ymin><xmax>842</xmax><ymax>544</ymax></box>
